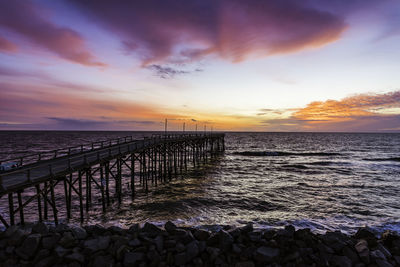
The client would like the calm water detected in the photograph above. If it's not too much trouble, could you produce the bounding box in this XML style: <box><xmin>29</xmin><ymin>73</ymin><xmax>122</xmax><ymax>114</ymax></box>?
<box><xmin>1</xmin><ymin>131</ymin><xmax>400</xmax><ymax>234</ymax></box>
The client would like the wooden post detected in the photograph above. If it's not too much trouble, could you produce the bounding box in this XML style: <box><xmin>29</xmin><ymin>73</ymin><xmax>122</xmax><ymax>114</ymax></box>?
<box><xmin>36</xmin><ymin>184</ymin><xmax>42</xmax><ymax>222</ymax></box>
<box><xmin>78</xmin><ymin>170</ymin><xmax>84</xmax><ymax>223</ymax></box>
<box><xmin>100</xmin><ymin>164</ymin><xmax>106</xmax><ymax>213</ymax></box>
<box><xmin>49</xmin><ymin>179</ymin><xmax>58</xmax><ymax>225</ymax></box>
<box><xmin>131</xmin><ymin>154</ymin><xmax>135</xmax><ymax>199</ymax></box>
<box><xmin>105</xmin><ymin>161</ymin><xmax>110</xmax><ymax>205</ymax></box>
<box><xmin>8</xmin><ymin>193</ymin><xmax>14</xmax><ymax>226</ymax></box>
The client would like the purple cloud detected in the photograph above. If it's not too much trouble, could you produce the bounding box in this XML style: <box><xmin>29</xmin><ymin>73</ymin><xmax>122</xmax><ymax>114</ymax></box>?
<box><xmin>0</xmin><ymin>0</ymin><xmax>106</xmax><ymax>67</ymax></box>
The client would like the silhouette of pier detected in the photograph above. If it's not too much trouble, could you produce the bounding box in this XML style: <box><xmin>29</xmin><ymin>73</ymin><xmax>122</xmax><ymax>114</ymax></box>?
<box><xmin>0</xmin><ymin>133</ymin><xmax>225</xmax><ymax>228</ymax></box>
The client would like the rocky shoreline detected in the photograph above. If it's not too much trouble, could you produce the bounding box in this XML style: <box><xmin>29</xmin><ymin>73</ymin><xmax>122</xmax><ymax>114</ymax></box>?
<box><xmin>1</xmin><ymin>222</ymin><xmax>400</xmax><ymax>267</ymax></box>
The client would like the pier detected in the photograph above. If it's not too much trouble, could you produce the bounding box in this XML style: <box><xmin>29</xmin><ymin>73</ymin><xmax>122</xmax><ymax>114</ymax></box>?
<box><xmin>0</xmin><ymin>133</ymin><xmax>225</xmax><ymax>228</ymax></box>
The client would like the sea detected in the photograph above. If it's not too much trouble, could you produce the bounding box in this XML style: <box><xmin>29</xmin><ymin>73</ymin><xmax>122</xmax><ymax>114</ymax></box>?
<box><xmin>1</xmin><ymin>131</ymin><xmax>399</xmax><ymax>234</ymax></box>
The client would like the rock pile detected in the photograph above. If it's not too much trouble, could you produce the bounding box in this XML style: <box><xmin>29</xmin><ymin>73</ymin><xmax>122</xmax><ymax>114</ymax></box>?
<box><xmin>1</xmin><ymin>222</ymin><xmax>400</xmax><ymax>266</ymax></box>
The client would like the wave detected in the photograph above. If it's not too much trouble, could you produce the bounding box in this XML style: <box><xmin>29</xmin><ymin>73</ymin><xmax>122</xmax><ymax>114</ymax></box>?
<box><xmin>363</xmin><ymin>157</ymin><xmax>400</xmax><ymax>162</ymax></box>
<box><xmin>233</xmin><ymin>151</ymin><xmax>341</xmax><ymax>157</ymax></box>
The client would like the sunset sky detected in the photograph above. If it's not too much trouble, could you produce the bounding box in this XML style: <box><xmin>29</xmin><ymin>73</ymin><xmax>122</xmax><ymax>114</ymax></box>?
<box><xmin>1</xmin><ymin>0</ymin><xmax>400</xmax><ymax>131</ymax></box>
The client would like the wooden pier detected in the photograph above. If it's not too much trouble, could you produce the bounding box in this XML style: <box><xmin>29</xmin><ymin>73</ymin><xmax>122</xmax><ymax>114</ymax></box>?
<box><xmin>0</xmin><ymin>133</ymin><xmax>225</xmax><ymax>228</ymax></box>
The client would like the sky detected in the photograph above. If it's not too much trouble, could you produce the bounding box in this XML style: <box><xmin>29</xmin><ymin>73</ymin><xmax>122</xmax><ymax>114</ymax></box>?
<box><xmin>1</xmin><ymin>0</ymin><xmax>400</xmax><ymax>132</ymax></box>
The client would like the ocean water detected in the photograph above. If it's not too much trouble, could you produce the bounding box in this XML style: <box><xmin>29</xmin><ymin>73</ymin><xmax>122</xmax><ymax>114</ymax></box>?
<box><xmin>1</xmin><ymin>131</ymin><xmax>400</xmax><ymax>234</ymax></box>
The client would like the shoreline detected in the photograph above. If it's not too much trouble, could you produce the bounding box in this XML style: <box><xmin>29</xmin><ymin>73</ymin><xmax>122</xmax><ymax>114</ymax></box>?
<box><xmin>1</xmin><ymin>222</ymin><xmax>399</xmax><ymax>266</ymax></box>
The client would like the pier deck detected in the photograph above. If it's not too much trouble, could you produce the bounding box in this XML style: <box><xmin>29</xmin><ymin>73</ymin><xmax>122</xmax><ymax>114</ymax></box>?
<box><xmin>0</xmin><ymin>133</ymin><xmax>225</xmax><ymax>227</ymax></box>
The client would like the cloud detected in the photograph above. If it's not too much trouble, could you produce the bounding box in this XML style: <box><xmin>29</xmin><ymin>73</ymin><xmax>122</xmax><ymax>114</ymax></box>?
<box><xmin>69</xmin><ymin>0</ymin><xmax>347</xmax><ymax>65</ymax></box>
<box><xmin>0</xmin><ymin>36</ymin><xmax>17</xmax><ymax>52</ymax></box>
<box><xmin>261</xmin><ymin>91</ymin><xmax>400</xmax><ymax>131</ymax></box>
<box><xmin>147</xmin><ymin>64</ymin><xmax>189</xmax><ymax>79</ymax></box>
<box><xmin>0</xmin><ymin>0</ymin><xmax>106</xmax><ymax>67</ymax></box>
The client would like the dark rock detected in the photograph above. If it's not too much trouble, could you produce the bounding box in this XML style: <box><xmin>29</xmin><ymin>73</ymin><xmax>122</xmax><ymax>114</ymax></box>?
<box><xmin>206</xmin><ymin>247</ymin><xmax>221</xmax><ymax>260</ymax></box>
<box><xmin>330</xmin><ymin>255</ymin><xmax>352</xmax><ymax>267</ymax></box>
<box><xmin>394</xmin><ymin>256</ymin><xmax>400</xmax><ymax>265</ymax></box>
<box><xmin>128</xmin><ymin>223</ymin><xmax>140</xmax><ymax>234</ymax></box>
<box><xmin>92</xmin><ymin>255</ymin><xmax>115</xmax><ymax>267</ymax></box>
<box><xmin>124</xmin><ymin>252</ymin><xmax>144</xmax><ymax>266</ymax></box>
<box><xmin>355</xmin><ymin>239</ymin><xmax>370</xmax><ymax>264</ymax></box>
<box><xmin>381</xmin><ymin>230</ymin><xmax>399</xmax><ymax>247</ymax></box>
<box><xmin>283</xmin><ymin>251</ymin><xmax>300</xmax><ymax>262</ymax></box>
<box><xmin>153</xmin><ymin>235</ymin><xmax>163</xmax><ymax>252</ymax></box>
<box><xmin>376</xmin><ymin>259</ymin><xmax>394</xmax><ymax>267</ymax></box>
<box><xmin>54</xmin><ymin>245</ymin><xmax>70</xmax><ymax>258</ymax></box>
<box><xmin>33</xmin><ymin>249</ymin><xmax>51</xmax><ymax>263</ymax></box>
<box><xmin>59</xmin><ymin>232</ymin><xmax>77</xmax><ymax>248</ymax></box>
<box><xmin>142</xmin><ymin>223</ymin><xmax>162</xmax><ymax>237</ymax></box>
<box><xmin>285</xmin><ymin>225</ymin><xmax>295</xmax><ymax>236</ymax></box>
<box><xmin>377</xmin><ymin>243</ymin><xmax>392</xmax><ymax>259</ymax></box>
<box><xmin>7</xmin><ymin>229</ymin><xmax>28</xmax><ymax>246</ymax></box>
<box><xmin>42</xmin><ymin>233</ymin><xmax>61</xmax><ymax>249</ymax></box>
<box><xmin>5</xmin><ymin>246</ymin><xmax>14</xmax><ymax>254</ymax></box>
<box><xmin>15</xmin><ymin>234</ymin><xmax>41</xmax><ymax>260</ymax></box>
<box><xmin>354</xmin><ymin>227</ymin><xmax>377</xmax><ymax>247</ymax></box>
<box><xmin>129</xmin><ymin>238</ymin><xmax>141</xmax><ymax>247</ymax></box>
<box><xmin>71</xmin><ymin>227</ymin><xmax>87</xmax><ymax>240</ymax></box>
<box><xmin>235</xmin><ymin>261</ymin><xmax>255</xmax><ymax>267</ymax></box>
<box><xmin>65</xmin><ymin>252</ymin><xmax>85</xmax><ymax>263</ymax></box>
<box><xmin>107</xmin><ymin>226</ymin><xmax>124</xmax><ymax>235</ymax></box>
<box><xmin>232</xmin><ymin>243</ymin><xmax>242</xmax><ymax>254</ymax></box>
<box><xmin>186</xmin><ymin>240</ymin><xmax>200</xmax><ymax>261</ymax></box>
<box><xmin>254</xmin><ymin>246</ymin><xmax>279</xmax><ymax>263</ymax></box>
<box><xmin>32</xmin><ymin>222</ymin><xmax>49</xmax><ymax>235</ymax></box>
<box><xmin>175</xmin><ymin>252</ymin><xmax>187</xmax><ymax>265</ymax></box>
<box><xmin>35</xmin><ymin>256</ymin><xmax>58</xmax><ymax>267</ymax></box>
<box><xmin>84</xmin><ymin>224</ymin><xmax>106</xmax><ymax>236</ymax></box>
<box><xmin>84</xmin><ymin>236</ymin><xmax>110</xmax><ymax>252</ymax></box>
<box><xmin>219</xmin><ymin>230</ymin><xmax>234</xmax><ymax>251</ymax></box>
<box><xmin>164</xmin><ymin>221</ymin><xmax>177</xmax><ymax>233</ymax></box>
<box><xmin>263</xmin><ymin>229</ymin><xmax>276</xmax><ymax>240</ymax></box>
<box><xmin>194</xmin><ymin>229</ymin><xmax>210</xmax><ymax>241</ymax></box>
<box><xmin>176</xmin><ymin>242</ymin><xmax>186</xmax><ymax>253</ymax></box>
<box><xmin>248</xmin><ymin>231</ymin><xmax>262</xmax><ymax>242</ymax></box>
<box><xmin>371</xmin><ymin>249</ymin><xmax>387</xmax><ymax>260</ymax></box>
<box><xmin>317</xmin><ymin>242</ymin><xmax>334</xmax><ymax>254</ymax></box>
<box><xmin>342</xmin><ymin>246</ymin><xmax>359</xmax><ymax>264</ymax></box>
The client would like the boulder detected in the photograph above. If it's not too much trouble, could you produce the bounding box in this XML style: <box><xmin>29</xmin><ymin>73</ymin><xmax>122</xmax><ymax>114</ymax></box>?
<box><xmin>142</xmin><ymin>223</ymin><xmax>162</xmax><ymax>237</ymax></box>
<box><xmin>124</xmin><ymin>252</ymin><xmax>144</xmax><ymax>266</ymax></box>
<box><xmin>71</xmin><ymin>226</ymin><xmax>87</xmax><ymax>240</ymax></box>
<box><xmin>254</xmin><ymin>246</ymin><xmax>279</xmax><ymax>263</ymax></box>
<box><xmin>186</xmin><ymin>240</ymin><xmax>200</xmax><ymax>261</ymax></box>
<box><xmin>65</xmin><ymin>252</ymin><xmax>85</xmax><ymax>263</ymax></box>
<box><xmin>219</xmin><ymin>230</ymin><xmax>234</xmax><ymax>251</ymax></box>
<box><xmin>32</xmin><ymin>222</ymin><xmax>49</xmax><ymax>235</ymax></box>
<box><xmin>194</xmin><ymin>229</ymin><xmax>210</xmax><ymax>241</ymax></box>
<box><xmin>355</xmin><ymin>239</ymin><xmax>370</xmax><ymax>264</ymax></box>
<box><xmin>330</xmin><ymin>255</ymin><xmax>352</xmax><ymax>267</ymax></box>
<box><xmin>15</xmin><ymin>234</ymin><xmax>41</xmax><ymax>260</ymax></box>
<box><xmin>164</xmin><ymin>221</ymin><xmax>177</xmax><ymax>233</ymax></box>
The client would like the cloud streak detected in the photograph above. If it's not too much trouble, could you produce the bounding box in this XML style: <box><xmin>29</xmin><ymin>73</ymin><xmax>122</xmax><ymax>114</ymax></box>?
<box><xmin>70</xmin><ymin>0</ymin><xmax>347</xmax><ymax>65</ymax></box>
<box><xmin>0</xmin><ymin>0</ymin><xmax>105</xmax><ymax>67</ymax></box>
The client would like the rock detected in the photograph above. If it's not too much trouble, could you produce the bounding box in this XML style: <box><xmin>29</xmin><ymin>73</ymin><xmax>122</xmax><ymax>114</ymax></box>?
<box><xmin>254</xmin><ymin>246</ymin><xmax>279</xmax><ymax>263</ymax></box>
<box><xmin>394</xmin><ymin>256</ymin><xmax>400</xmax><ymax>265</ymax></box>
<box><xmin>377</xmin><ymin>243</ymin><xmax>392</xmax><ymax>259</ymax></box>
<box><xmin>186</xmin><ymin>240</ymin><xmax>200</xmax><ymax>261</ymax></box>
<box><xmin>219</xmin><ymin>230</ymin><xmax>234</xmax><ymax>251</ymax></box>
<box><xmin>330</xmin><ymin>255</ymin><xmax>352</xmax><ymax>267</ymax></box>
<box><xmin>108</xmin><ymin>226</ymin><xmax>124</xmax><ymax>235</ymax></box>
<box><xmin>35</xmin><ymin>256</ymin><xmax>58</xmax><ymax>267</ymax></box>
<box><xmin>32</xmin><ymin>222</ymin><xmax>49</xmax><ymax>235</ymax></box>
<box><xmin>42</xmin><ymin>234</ymin><xmax>61</xmax><ymax>249</ymax></box>
<box><xmin>129</xmin><ymin>238</ymin><xmax>141</xmax><ymax>247</ymax></box>
<box><xmin>15</xmin><ymin>234</ymin><xmax>41</xmax><ymax>260</ymax></box>
<box><xmin>124</xmin><ymin>252</ymin><xmax>144</xmax><ymax>266</ymax></box>
<box><xmin>84</xmin><ymin>236</ymin><xmax>110</xmax><ymax>252</ymax></box>
<box><xmin>54</xmin><ymin>245</ymin><xmax>70</xmax><ymax>258</ymax></box>
<box><xmin>33</xmin><ymin>249</ymin><xmax>51</xmax><ymax>263</ymax></box>
<box><xmin>354</xmin><ymin>228</ymin><xmax>377</xmax><ymax>247</ymax></box>
<box><xmin>7</xmin><ymin>229</ymin><xmax>28</xmax><ymax>246</ymax></box>
<box><xmin>175</xmin><ymin>252</ymin><xmax>187</xmax><ymax>265</ymax></box>
<box><xmin>128</xmin><ymin>223</ymin><xmax>140</xmax><ymax>234</ymax></box>
<box><xmin>84</xmin><ymin>224</ymin><xmax>106</xmax><ymax>236</ymax></box>
<box><xmin>342</xmin><ymin>246</ymin><xmax>359</xmax><ymax>264</ymax></box>
<box><xmin>355</xmin><ymin>239</ymin><xmax>370</xmax><ymax>264</ymax></box>
<box><xmin>142</xmin><ymin>223</ymin><xmax>162</xmax><ymax>237</ymax></box>
<box><xmin>241</xmin><ymin>223</ymin><xmax>254</xmax><ymax>234</ymax></box>
<box><xmin>232</xmin><ymin>243</ymin><xmax>242</xmax><ymax>254</ymax></box>
<box><xmin>92</xmin><ymin>255</ymin><xmax>115</xmax><ymax>267</ymax></box>
<box><xmin>164</xmin><ymin>221</ymin><xmax>177</xmax><ymax>233</ymax></box>
<box><xmin>59</xmin><ymin>232</ymin><xmax>77</xmax><ymax>248</ymax></box>
<box><xmin>206</xmin><ymin>247</ymin><xmax>221</xmax><ymax>260</ymax></box>
<box><xmin>317</xmin><ymin>242</ymin><xmax>334</xmax><ymax>254</ymax></box>
<box><xmin>176</xmin><ymin>242</ymin><xmax>186</xmax><ymax>253</ymax></box>
<box><xmin>154</xmin><ymin>235</ymin><xmax>163</xmax><ymax>252</ymax></box>
<box><xmin>65</xmin><ymin>252</ymin><xmax>85</xmax><ymax>263</ymax></box>
<box><xmin>371</xmin><ymin>249</ymin><xmax>387</xmax><ymax>261</ymax></box>
<box><xmin>194</xmin><ymin>229</ymin><xmax>210</xmax><ymax>241</ymax></box>
<box><xmin>376</xmin><ymin>259</ymin><xmax>394</xmax><ymax>267</ymax></box>
<box><xmin>147</xmin><ymin>248</ymin><xmax>161</xmax><ymax>265</ymax></box>
<box><xmin>235</xmin><ymin>261</ymin><xmax>255</xmax><ymax>267</ymax></box>
<box><xmin>71</xmin><ymin>227</ymin><xmax>87</xmax><ymax>240</ymax></box>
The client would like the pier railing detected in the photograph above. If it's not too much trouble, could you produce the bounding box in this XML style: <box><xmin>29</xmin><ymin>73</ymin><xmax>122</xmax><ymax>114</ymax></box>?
<box><xmin>0</xmin><ymin>133</ymin><xmax>221</xmax><ymax>172</ymax></box>
<box><xmin>0</xmin><ymin>133</ymin><xmax>225</xmax><ymax>228</ymax></box>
